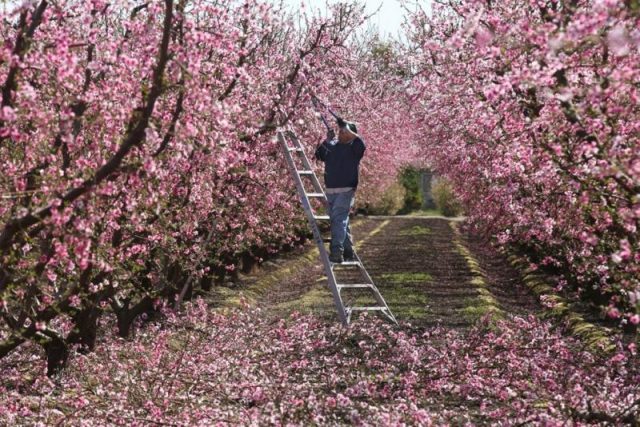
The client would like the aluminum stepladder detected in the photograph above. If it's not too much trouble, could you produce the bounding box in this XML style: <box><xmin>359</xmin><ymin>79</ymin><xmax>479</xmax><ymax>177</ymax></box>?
<box><xmin>277</xmin><ymin>128</ymin><xmax>397</xmax><ymax>326</ymax></box>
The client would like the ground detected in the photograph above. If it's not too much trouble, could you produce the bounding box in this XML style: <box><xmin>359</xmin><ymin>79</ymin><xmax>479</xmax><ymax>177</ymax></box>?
<box><xmin>2</xmin><ymin>216</ymin><xmax>638</xmax><ymax>426</ymax></box>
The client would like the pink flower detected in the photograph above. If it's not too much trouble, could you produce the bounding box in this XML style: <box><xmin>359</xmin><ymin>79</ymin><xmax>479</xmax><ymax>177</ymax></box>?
<box><xmin>607</xmin><ymin>25</ymin><xmax>630</xmax><ymax>56</ymax></box>
<box><xmin>46</xmin><ymin>270</ymin><xmax>57</xmax><ymax>283</ymax></box>
<box><xmin>610</xmin><ymin>353</ymin><xmax>626</xmax><ymax>364</ymax></box>
<box><xmin>475</xmin><ymin>27</ymin><xmax>493</xmax><ymax>50</ymax></box>
<box><xmin>35</xmin><ymin>321</ymin><xmax>46</xmax><ymax>331</ymax></box>
<box><xmin>607</xmin><ymin>308</ymin><xmax>621</xmax><ymax>319</ymax></box>
<box><xmin>69</xmin><ymin>295</ymin><xmax>82</xmax><ymax>308</ymax></box>
<box><xmin>325</xmin><ymin>396</ymin><xmax>337</xmax><ymax>408</ymax></box>
<box><xmin>1</xmin><ymin>106</ymin><xmax>17</xmax><ymax>121</ymax></box>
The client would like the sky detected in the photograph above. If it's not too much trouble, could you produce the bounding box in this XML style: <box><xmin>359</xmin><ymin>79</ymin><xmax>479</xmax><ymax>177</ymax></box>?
<box><xmin>0</xmin><ymin>0</ymin><xmax>424</xmax><ymax>40</ymax></box>
<box><xmin>280</xmin><ymin>0</ymin><xmax>421</xmax><ymax>40</ymax></box>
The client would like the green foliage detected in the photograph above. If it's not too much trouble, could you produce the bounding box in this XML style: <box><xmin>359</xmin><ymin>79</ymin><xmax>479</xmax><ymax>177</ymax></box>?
<box><xmin>432</xmin><ymin>179</ymin><xmax>464</xmax><ymax>217</ymax></box>
<box><xmin>398</xmin><ymin>167</ymin><xmax>423</xmax><ymax>214</ymax></box>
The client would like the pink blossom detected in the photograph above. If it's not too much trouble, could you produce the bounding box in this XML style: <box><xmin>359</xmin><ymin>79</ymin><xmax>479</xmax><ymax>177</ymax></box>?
<box><xmin>608</xmin><ymin>308</ymin><xmax>621</xmax><ymax>319</ymax></box>
<box><xmin>475</xmin><ymin>27</ymin><xmax>493</xmax><ymax>50</ymax></box>
<box><xmin>35</xmin><ymin>321</ymin><xmax>46</xmax><ymax>331</ymax></box>
<box><xmin>0</xmin><ymin>106</ymin><xmax>16</xmax><ymax>121</ymax></box>
<box><xmin>607</xmin><ymin>25</ymin><xmax>630</xmax><ymax>57</ymax></box>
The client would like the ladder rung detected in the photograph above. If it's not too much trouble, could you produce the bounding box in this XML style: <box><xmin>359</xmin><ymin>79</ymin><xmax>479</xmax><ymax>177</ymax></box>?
<box><xmin>306</xmin><ymin>193</ymin><xmax>325</xmax><ymax>198</ymax></box>
<box><xmin>297</xmin><ymin>170</ymin><xmax>314</xmax><ymax>176</ymax></box>
<box><xmin>347</xmin><ymin>307</ymin><xmax>388</xmax><ymax>312</ymax></box>
<box><xmin>287</xmin><ymin>147</ymin><xmax>304</xmax><ymax>152</ymax></box>
<box><xmin>314</xmin><ymin>215</ymin><xmax>330</xmax><ymax>221</ymax></box>
<box><xmin>331</xmin><ymin>261</ymin><xmax>360</xmax><ymax>267</ymax></box>
<box><xmin>337</xmin><ymin>284</ymin><xmax>373</xmax><ymax>289</ymax></box>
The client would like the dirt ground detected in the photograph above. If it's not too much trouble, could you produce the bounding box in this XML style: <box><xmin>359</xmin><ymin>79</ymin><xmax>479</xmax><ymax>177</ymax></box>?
<box><xmin>212</xmin><ymin>216</ymin><xmax>541</xmax><ymax>328</ymax></box>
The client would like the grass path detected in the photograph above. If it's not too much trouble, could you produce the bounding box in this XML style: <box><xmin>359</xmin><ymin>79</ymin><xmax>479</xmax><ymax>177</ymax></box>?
<box><xmin>213</xmin><ymin>216</ymin><xmax>540</xmax><ymax>328</ymax></box>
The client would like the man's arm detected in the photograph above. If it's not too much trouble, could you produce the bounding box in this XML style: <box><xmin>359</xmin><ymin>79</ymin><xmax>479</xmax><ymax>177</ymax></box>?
<box><xmin>315</xmin><ymin>141</ymin><xmax>329</xmax><ymax>162</ymax></box>
<box><xmin>315</xmin><ymin>130</ymin><xmax>335</xmax><ymax>162</ymax></box>
<box><xmin>352</xmin><ymin>137</ymin><xmax>366</xmax><ymax>160</ymax></box>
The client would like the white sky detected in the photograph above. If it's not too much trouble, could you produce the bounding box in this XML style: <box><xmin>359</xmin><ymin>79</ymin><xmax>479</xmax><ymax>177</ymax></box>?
<box><xmin>1</xmin><ymin>0</ymin><xmax>426</xmax><ymax>40</ymax></box>
<box><xmin>279</xmin><ymin>0</ymin><xmax>425</xmax><ymax>40</ymax></box>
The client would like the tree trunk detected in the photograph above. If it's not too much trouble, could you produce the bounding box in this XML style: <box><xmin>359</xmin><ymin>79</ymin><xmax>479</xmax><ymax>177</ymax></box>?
<box><xmin>42</xmin><ymin>331</ymin><xmax>68</xmax><ymax>376</ymax></box>
<box><xmin>115</xmin><ymin>296</ymin><xmax>153</xmax><ymax>338</ymax></box>
<box><xmin>67</xmin><ymin>304</ymin><xmax>101</xmax><ymax>352</ymax></box>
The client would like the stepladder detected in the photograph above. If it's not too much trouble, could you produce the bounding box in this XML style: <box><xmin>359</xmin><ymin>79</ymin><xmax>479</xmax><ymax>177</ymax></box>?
<box><xmin>277</xmin><ymin>128</ymin><xmax>397</xmax><ymax>326</ymax></box>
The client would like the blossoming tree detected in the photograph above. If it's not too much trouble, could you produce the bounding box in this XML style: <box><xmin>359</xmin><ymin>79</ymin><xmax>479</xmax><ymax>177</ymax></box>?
<box><xmin>0</xmin><ymin>0</ymin><xmax>417</xmax><ymax>372</ymax></box>
<box><xmin>405</xmin><ymin>0</ymin><xmax>639</xmax><ymax>325</ymax></box>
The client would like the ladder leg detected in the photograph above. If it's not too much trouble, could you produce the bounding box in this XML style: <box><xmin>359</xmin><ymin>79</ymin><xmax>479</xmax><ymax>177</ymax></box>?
<box><xmin>354</xmin><ymin>254</ymin><xmax>398</xmax><ymax>324</ymax></box>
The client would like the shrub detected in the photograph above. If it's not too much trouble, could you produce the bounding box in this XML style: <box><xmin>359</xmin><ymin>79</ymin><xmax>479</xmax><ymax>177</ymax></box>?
<box><xmin>432</xmin><ymin>179</ymin><xmax>463</xmax><ymax>217</ymax></box>
<box><xmin>398</xmin><ymin>167</ymin><xmax>423</xmax><ymax>214</ymax></box>
<box><xmin>365</xmin><ymin>182</ymin><xmax>406</xmax><ymax>215</ymax></box>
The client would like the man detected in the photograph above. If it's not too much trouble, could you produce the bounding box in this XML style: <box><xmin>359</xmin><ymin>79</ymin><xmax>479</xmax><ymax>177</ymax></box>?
<box><xmin>314</xmin><ymin>119</ymin><xmax>365</xmax><ymax>263</ymax></box>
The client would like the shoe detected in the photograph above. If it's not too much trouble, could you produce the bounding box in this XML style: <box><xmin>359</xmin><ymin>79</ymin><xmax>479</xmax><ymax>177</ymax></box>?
<box><xmin>343</xmin><ymin>249</ymin><xmax>356</xmax><ymax>262</ymax></box>
<box><xmin>329</xmin><ymin>252</ymin><xmax>344</xmax><ymax>263</ymax></box>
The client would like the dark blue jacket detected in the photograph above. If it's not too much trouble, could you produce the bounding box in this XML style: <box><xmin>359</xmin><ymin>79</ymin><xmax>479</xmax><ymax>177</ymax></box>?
<box><xmin>314</xmin><ymin>137</ymin><xmax>366</xmax><ymax>189</ymax></box>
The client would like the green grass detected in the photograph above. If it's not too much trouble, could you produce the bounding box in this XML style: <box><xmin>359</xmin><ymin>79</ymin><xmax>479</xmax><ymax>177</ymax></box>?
<box><xmin>380</xmin><ymin>272</ymin><xmax>433</xmax><ymax>284</ymax></box>
<box><xmin>450</xmin><ymin>221</ymin><xmax>505</xmax><ymax>325</ymax></box>
<box><xmin>345</xmin><ymin>283</ymin><xmax>430</xmax><ymax>320</ymax></box>
<box><xmin>276</xmin><ymin>284</ymin><xmax>333</xmax><ymax>312</ymax></box>
<box><xmin>382</xmin><ymin>285</ymin><xmax>429</xmax><ymax>318</ymax></box>
<box><xmin>458</xmin><ymin>296</ymin><xmax>504</xmax><ymax>323</ymax></box>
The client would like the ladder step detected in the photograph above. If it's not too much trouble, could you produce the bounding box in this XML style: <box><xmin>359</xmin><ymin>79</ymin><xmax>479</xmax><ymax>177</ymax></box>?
<box><xmin>337</xmin><ymin>284</ymin><xmax>373</xmax><ymax>289</ymax></box>
<box><xmin>346</xmin><ymin>307</ymin><xmax>388</xmax><ymax>312</ymax></box>
<box><xmin>306</xmin><ymin>193</ymin><xmax>325</xmax><ymax>198</ymax></box>
<box><xmin>297</xmin><ymin>170</ymin><xmax>314</xmax><ymax>176</ymax></box>
<box><xmin>331</xmin><ymin>260</ymin><xmax>360</xmax><ymax>267</ymax></box>
<box><xmin>314</xmin><ymin>215</ymin><xmax>330</xmax><ymax>221</ymax></box>
<box><xmin>287</xmin><ymin>147</ymin><xmax>304</xmax><ymax>152</ymax></box>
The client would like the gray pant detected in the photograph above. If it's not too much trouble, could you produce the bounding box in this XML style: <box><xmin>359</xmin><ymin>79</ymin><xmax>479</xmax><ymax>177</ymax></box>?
<box><xmin>326</xmin><ymin>190</ymin><xmax>355</xmax><ymax>255</ymax></box>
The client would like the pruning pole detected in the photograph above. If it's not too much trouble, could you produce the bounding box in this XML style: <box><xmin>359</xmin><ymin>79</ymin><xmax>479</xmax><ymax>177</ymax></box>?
<box><xmin>310</xmin><ymin>92</ymin><xmax>344</xmax><ymax>129</ymax></box>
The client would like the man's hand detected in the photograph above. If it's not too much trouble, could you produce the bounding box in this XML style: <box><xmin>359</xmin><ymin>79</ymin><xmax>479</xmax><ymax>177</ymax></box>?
<box><xmin>325</xmin><ymin>129</ymin><xmax>335</xmax><ymax>142</ymax></box>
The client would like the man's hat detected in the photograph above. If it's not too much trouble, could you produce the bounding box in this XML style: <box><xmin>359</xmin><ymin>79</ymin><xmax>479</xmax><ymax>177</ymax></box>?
<box><xmin>337</xmin><ymin>117</ymin><xmax>358</xmax><ymax>134</ymax></box>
